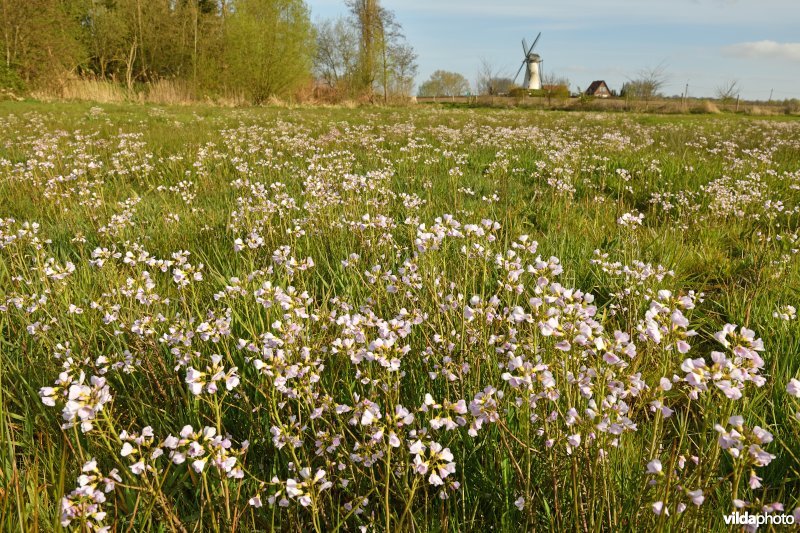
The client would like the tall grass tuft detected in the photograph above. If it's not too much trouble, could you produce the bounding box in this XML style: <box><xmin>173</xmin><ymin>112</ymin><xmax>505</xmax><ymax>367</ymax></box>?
<box><xmin>144</xmin><ymin>79</ymin><xmax>194</xmax><ymax>106</ymax></box>
<box><xmin>48</xmin><ymin>78</ymin><xmax>129</xmax><ymax>103</ymax></box>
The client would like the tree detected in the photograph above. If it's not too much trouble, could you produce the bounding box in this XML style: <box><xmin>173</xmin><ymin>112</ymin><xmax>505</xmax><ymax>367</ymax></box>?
<box><xmin>541</xmin><ymin>72</ymin><xmax>569</xmax><ymax>90</ymax></box>
<box><xmin>224</xmin><ymin>0</ymin><xmax>314</xmax><ymax>102</ymax></box>
<box><xmin>475</xmin><ymin>59</ymin><xmax>515</xmax><ymax>95</ymax></box>
<box><xmin>492</xmin><ymin>78</ymin><xmax>516</xmax><ymax>95</ymax></box>
<box><xmin>315</xmin><ymin>17</ymin><xmax>359</xmax><ymax>93</ymax></box>
<box><xmin>0</xmin><ymin>0</ymin><xmax>340</xmax><ymax>101</ymax></box>
<box><xmin>316</xmin><ymin>3</ymin><xmax>416</xmax><ymax>102</ymax></box>
<box><xmin>622</xmin><ymin>62</ymin><xmax>669</xmax><ymax>109</ymax></box>
<box><xmin>77</xmin><ymin>0</ymin><xmax>200</xmax><ymax>89</ymax></box>
<box><xmin>381</xmin><ymin>40</ymin><xmax>416</xmax><ymax>100</ymax></box>
<box><xmin>417</xmin><ymin>70</ymin><xmax>469</xmax><ymax>97</ymax></box>
<box><xmin>541</xmin><ymin>71</ymin><xmax>570</xmax><ymax>103</ymax></box>
<box><xmin>0</xmin><ymin>0</ymin><xmax>84</xmax><ymax>88</ymax></box>
<box><xmin>375</xmin><ymin>9</ymin><xmax>416</xmax><ymax>102</ymax></box>
<box><xmin>81</xmin><ymin>2</ymin><xmax>126</xmax><ymax>80</ymax></box>
<box><xmin>476</xmin><ymin>58</ymin><xmax>499</xmax><ymax>95</ymax></box>
<box><xmin>715</xmin><ymin>79</ymin><xmax>739</xmax><ymax>105</ymax></box>
<box><xmin>345</xmin><ymin>0</ymin><xmax>381</xmax><ymax>97</ymax></box>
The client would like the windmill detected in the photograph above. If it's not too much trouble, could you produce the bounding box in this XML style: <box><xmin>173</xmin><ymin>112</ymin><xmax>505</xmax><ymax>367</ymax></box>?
<box><xmin>514</xmin><ymin>33</ymin><xmax>543</xmax><ymax>91</ymax></box>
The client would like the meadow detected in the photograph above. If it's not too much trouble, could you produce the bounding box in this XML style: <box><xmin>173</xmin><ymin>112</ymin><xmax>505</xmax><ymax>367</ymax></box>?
<box><xmin>0</xmin><ymin>101</ymin><xmax>799</xmax><ymax>531</ymax></box>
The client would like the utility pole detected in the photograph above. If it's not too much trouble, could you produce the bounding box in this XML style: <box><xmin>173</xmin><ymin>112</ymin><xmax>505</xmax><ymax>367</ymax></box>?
<box><xmin>768</xmin><ymin>88</ymin><xmax>774</xmax><ymax>103</ymax></box>
<box><xmin>682</xmin><ymin>82</ymin><xmax>689</xmax><ymax>109</ymax></box>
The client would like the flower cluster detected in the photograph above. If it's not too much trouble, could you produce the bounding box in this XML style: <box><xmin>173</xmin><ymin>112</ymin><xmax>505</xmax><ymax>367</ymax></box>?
<box><xmin>119</xmin><ymin>424</ymin><xmax>247</xmax><ymax>479</ymax></box>
<box><xmin>409</xmin><ymin>439</ymin><xmax>456</xmax><ymax>486</ymax></box>
<box><xmin>617</xmin><ymin>211</ymin><xmax>644</xmax><ymax>228</ymax></box>
<box><xmin>185</xmin><ymin>354</ymin><xmax>240</xmax><ymax>395</ymax></box>
<box><xmin>60</xmin><ymin>459</ymin><xmax>120</xmax><ymax>531</ymax></box>
<box><xmin>715</xmin><ymin>416</ymin><xmax>775</xmax><ymax>468</ymax></box>
<box><xmin>39</xmin><ymin>358</ymin><xmax>112</xmax><ymax>433</ymax></box>
<box><xmin>680</xmin><ymin>324</ymin><xmax>765</xmax><ymax>400</ymax></box>
<box><xmin>251</xmin><ymin>468</ymin><xmax>333</xmax><ymax>508</ymax></box>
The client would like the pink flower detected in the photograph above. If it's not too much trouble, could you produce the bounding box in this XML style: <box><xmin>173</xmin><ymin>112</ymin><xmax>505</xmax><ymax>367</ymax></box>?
<box><xmin>646</xmin><ymin>459</ymin><xmax>662</xmax><ymax>475</ymax></box>
<box><xmin>652</xmin><ymin>501</ymin><xmax>668</xmax><ymax>516</ymax></box>
<box><xmin>787</xmin><ymin>378</ymin><xmax>800</xmax><ymax>398</ymax></box>
<box><xmin>688</xmin><ymin>489</ymin><xmax>704</xmax><ymax>506</ymax></box>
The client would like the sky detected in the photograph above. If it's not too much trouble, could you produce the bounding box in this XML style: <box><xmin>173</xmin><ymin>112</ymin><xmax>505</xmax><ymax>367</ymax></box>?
<box><xmin>305</xmin><ymin>0</ymin><xmax>800</xmax><ymax>100</ymax></box>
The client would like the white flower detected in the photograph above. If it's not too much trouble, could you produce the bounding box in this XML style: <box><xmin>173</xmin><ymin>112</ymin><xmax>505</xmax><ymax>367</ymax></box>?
<box><xmin>617</xmin><ymin>211</ymin><xmax>644</xmax><ymax>228</ymax></box>
<box><xmin>773</xmin><ymin>305</ymin><xmax>796</xmax><ymax>321</ymax></box>
<box><xmin>788</xmin><ymin>378</ymin><xmax>800</xmax><ymax>398</ymax></box>
<box><xmin>192</xmin><ymin>458</ymin><xmax>208</xmax><ymax>473</ymax></box>
<box><xmin>646</xmin><ymin>459</ymin><xmax>662</xmax><ymax>475</ymax></box>
<box><xmin>688</xmin><ymin>489</ymin><xmax>704</xmax><ymax>506</ymax></box>
<box><xmin>652</xmin><ymin>501</ymin><xmax>668</xmax><ymax>516</ymax></box>
<box><xmin>130</xmin><ymin>460</ymin><xmax>146</xmax><ymax>475</ymax></box>
<box><xmin>39</xmin><ymin>387</ymin><xmax>57</xmax><ymax>406</ymax></box>
<box><xmin>409</xmin><ymin>440</ymin><xmax>425</xmax><ymax>455</ymax></box>
<box><xmin>120</xmin><ymin>442</ymin><xmax>135</xmax><ymax>457</ymax></box>
<box><xmin>361</xmin><ymin>408</ymin><xmax>376</xmax><ymax>426</ymax></box>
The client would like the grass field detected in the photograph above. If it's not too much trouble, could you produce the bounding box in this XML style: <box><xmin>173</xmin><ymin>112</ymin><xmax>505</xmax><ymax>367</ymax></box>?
<box><xmin>0</xmin><ymin>101</ymin><xmax>799</xmax><ymax>531</ymax></box>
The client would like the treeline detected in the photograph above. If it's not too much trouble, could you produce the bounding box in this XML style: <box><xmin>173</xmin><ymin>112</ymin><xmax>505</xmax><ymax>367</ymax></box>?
<box><xmin>0</xmin><ymin>0</ymin><xmax>416</xmax><ymax>103</ymax></box>
<box><xmin>314</xmin><ymin>0</ymin><xmax>416</xmax><ymax>103</ymax></box>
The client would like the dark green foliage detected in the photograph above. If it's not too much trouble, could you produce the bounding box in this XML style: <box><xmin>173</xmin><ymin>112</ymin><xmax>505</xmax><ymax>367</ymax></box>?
<box><xmin>0</xmin><ymin>62</ymin><xmax>24</xmax><ymax>93</ymax></box>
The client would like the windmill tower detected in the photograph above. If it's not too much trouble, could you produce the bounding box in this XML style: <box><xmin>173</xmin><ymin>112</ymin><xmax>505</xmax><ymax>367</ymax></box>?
<box><xmin>514</xmin><ymin>32</ymin><xmax>543</xmax><ymax>90</ymax></box>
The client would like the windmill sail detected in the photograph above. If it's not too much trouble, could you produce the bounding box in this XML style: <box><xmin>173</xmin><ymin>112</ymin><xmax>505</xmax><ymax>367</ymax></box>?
<box><xmin>528</xmin><ymin>32</ymin><xmax>541</xmax><ymax>55</ymax></box>
<box><xmin>513</xmin><ymin>61</ymin><xmax>526</xmax><ymax>85</ymax></box>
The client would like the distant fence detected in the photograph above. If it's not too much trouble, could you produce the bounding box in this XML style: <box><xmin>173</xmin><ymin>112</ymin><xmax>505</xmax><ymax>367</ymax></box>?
<box><xmin>415</xmin><ymin>96</ymin><xmax>799</xmax><ymax>115</ymax></box>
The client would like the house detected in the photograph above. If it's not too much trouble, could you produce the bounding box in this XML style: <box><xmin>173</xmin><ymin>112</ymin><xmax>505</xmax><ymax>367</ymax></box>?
<box><xmin>585</xmin><ymin>80</ymin><xmax>612</xmax><ymax>98</ymax></box>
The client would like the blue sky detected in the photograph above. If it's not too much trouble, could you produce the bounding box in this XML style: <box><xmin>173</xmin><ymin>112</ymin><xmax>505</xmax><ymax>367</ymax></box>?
<box><xmin>306</xmin><ymin>0</ymin><xmax>800</xmax><ymax>100</ymax></box>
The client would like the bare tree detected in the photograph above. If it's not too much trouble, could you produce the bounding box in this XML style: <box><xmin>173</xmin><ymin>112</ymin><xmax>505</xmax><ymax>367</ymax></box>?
<box><xmin>384</xmin><ymin>41</ymin><xmax>417</xmax><ymax>100</ymax></box>
<box><xmin>540</xmin><ymin>71</ymin><xmax>570</xmax><ymax>104</ymax></box>
<box><xmin>325</xmin><ymin>2</ymin><xmax>416</xmax><ymax>102</ymax></box>
<box><xmin>715</xmin><ymin>79</ymin><xmax>739</xmax><ymax>105</ymax></box>
<box><xmin>622</xmin><ymin>62</ymin><xmax>669</xmax><ymax>109</ymax></box>
<box><xmin>476</xmin><ymin>58</ymin><xmax>506</xmax><ymax>96</ymax></box>
<box><xmin>315</xmin><ymin>17</ymin><xmax>359</xmax><ymax>93</ymax></box>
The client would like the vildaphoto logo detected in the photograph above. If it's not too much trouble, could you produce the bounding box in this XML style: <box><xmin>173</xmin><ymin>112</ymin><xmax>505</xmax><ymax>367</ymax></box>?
<box><xmin>723</xmin><ymin>512</ymin><xmax>795</xmax><ymax>527</ymax></box>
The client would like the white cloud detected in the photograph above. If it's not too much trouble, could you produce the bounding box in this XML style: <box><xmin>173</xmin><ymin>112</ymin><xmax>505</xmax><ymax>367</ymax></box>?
<box><xmin>724</xmin><ymin>41</ymin><xmax>800</xmax><ymax>61</ymax></box>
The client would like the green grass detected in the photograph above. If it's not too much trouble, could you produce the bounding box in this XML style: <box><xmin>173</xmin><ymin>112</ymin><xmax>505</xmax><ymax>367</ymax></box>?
<box><xmin>0</xmin><ymin>101</ymin><xmax>799</xmax><ymax>532</ymax></box>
